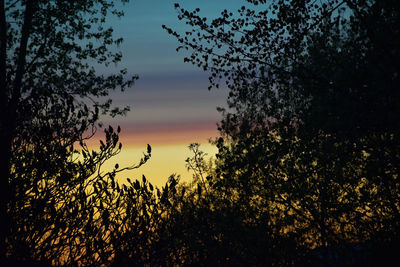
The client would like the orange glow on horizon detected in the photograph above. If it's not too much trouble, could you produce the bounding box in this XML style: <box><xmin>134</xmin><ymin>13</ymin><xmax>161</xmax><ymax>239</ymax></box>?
<box><xmin>102</xmin><ymin>143</ymin><xmax>218</xmax><ymax>187</ymax></box>
<box><xmin>86</xmin><ymin>120</ymin><xmax>220</xmax><ymax>187</ymax></box>
<box><xmin>120</xmin><ymin>120</ymin><xmax>219</xmax><ymax>147</ymax></box>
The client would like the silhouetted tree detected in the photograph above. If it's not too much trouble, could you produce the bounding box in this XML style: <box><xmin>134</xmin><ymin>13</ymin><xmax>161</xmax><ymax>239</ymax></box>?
<box><xmin>165</xmin><ymin>0</ymin><xmax>400</xmax><ymax>265</ymax></box>
<box><xmin>9</xmin><ymin>103</ymin><xmax>152</xmax><ymax>265</ymax></box>
<box><xmin>0</xmin><ymin>0</ymin><xmax>140</xmax><ymax>263</ymax></box>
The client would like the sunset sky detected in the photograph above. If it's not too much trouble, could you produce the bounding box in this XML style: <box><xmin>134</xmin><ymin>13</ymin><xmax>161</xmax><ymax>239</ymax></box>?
<box><xmin>93</xmin><ymin>0</ymin><xmax>250</xmax><ymax>186</ymax></box>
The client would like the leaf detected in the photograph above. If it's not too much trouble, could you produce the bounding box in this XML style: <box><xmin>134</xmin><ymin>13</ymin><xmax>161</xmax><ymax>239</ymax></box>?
<box><xmin>134</xmin><ymin>180</ymin><xmax>140</xmax><ymax>190</ymax></box>
<box><xmin>147</xmin><ymin>144</ymin><xmax>152</xmax><ymax>154</ymax></box>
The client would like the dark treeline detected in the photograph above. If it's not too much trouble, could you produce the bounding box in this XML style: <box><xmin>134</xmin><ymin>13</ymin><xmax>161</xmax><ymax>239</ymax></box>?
<box><xmin>1</xmin><ymin>0</ymin><xmax>399</xmax><ymax>266</ymax></box>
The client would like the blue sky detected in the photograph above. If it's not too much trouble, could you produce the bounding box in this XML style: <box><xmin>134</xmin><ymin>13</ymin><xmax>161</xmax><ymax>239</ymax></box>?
<box><xmin>101</xmin><ymin>0</ymin><xmax>238</xmax><ymax>126</ymax></box>
<box><xmin>115</xmin><ymin>0</ymin><xmax>248</xmax><ymax>74</ymax></box>
<box><xmin>96</xmin><ymin>0</ymin><xmax>257</xmax><ymax>185</ymax></box>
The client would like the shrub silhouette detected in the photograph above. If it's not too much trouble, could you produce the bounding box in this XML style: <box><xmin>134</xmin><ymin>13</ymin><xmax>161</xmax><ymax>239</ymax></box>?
<box><xmin>163</xmin><ymin>0</ymin><xmax>400</xmax><ymax>265</ymax></box>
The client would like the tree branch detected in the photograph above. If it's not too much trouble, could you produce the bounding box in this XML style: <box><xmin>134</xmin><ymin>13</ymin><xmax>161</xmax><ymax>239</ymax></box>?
<box><xmin>10</xmin><ymin>0</ymin><xmax>34</xmax><ymax>111</ymax></box>
<box><xmin>0</xmin><ymin>0</ymin><xmax>7</xmax><ymax>108</ymax></box>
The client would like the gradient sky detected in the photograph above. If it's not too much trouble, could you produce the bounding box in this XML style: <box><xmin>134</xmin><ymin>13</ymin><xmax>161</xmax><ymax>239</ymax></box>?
<box><xmin>92</xmin><ymin>0</ymin><xmax>253</xmax><ymax>186</ymax></box>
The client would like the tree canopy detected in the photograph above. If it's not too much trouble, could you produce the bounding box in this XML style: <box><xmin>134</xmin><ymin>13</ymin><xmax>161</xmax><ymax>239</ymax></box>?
<box><xmin>0</xmin><ymin>0</ymin><xmax>141</xmax><ymax>264</ymax></box>
<box><xmin>162</xmin><ymin>0</ymin><xmax>400</xmax><ymax>265</ymax></box>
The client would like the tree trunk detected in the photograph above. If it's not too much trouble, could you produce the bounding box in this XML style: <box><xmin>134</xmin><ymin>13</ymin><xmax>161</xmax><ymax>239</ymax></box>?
<box><xmin>0</xmin><ymin>0</ymin><xmax>34</xmax><ymax>260</ymax></box>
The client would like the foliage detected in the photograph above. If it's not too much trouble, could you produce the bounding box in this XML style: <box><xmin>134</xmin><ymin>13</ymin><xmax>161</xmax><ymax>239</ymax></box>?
<box><xmin>6</xmin><ymin>80</ymin><xmax>155</xmax><ymax>265</ymax></box>
<box><xmin>164</xmin><ymin>0</ymin><xmax>400</xmax><ymax>265</ymax></box>
<box><xmin>0</xmin><ymin>0</ymin><xmax>145</xmax><ymax>264</ymax></box>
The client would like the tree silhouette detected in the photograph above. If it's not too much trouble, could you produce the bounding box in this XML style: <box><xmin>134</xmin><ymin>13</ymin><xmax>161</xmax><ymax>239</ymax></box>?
<box><xmin>165</xmin><ymin>0</ymin><xmax>400</xmax><ymax>265</ymax></box>
<box><xmin>9</xmin><ymin>113</ymin><xmax>149</xmax><ymax>264</ymax></box>
<box><xmin>0</xmin><ymin>0</ymin><xmax>143</xmax><ymax>263</ymax></box>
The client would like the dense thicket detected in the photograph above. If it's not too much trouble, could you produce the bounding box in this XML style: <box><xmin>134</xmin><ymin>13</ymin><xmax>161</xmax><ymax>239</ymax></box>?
<box><xmin>162</xmin><ymin>0</ymin><xmax>400</xmax><ymax>265</ymax></box>
<box><xmin>0</xmin><ymin>0</ymin><xmax>154</xmax><ymax>265</ymax></box>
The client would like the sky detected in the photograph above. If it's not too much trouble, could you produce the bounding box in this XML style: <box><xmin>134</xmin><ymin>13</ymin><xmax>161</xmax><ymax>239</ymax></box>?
<box><xmin>93</xmin><ymin>0</ymin><xmax>252</xmax><ymax>187</ymax></box>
